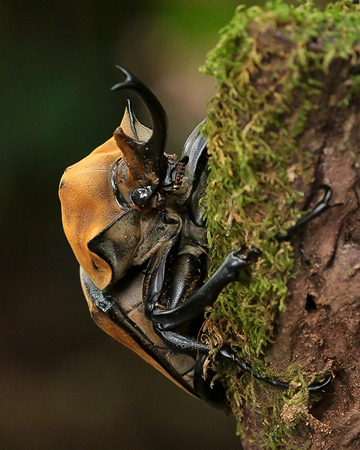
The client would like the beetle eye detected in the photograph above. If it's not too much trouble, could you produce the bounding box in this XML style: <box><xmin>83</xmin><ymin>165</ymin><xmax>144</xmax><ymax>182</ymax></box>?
<box><xmin>131</xmin><ymin>187</ymin><xmax>153</xmax><ymax>208</ymax></box>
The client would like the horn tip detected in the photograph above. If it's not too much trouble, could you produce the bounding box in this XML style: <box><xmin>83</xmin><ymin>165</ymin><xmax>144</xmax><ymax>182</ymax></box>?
<box><xmin>111</xmin><ymin>66</ymin><xmax>134</xmax><ymax>91</ymax></box>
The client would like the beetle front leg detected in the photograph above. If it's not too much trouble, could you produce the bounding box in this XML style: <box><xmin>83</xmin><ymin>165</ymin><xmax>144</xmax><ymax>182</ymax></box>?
<box><xmin>275</xmin><ymin>185</ymin><xmax>334</xmax><ymax>242</ymax></box>
<box><xmin>149</xmin><ymin>246</ymin><xmax>261</xmax><ymax>330</ymax></box>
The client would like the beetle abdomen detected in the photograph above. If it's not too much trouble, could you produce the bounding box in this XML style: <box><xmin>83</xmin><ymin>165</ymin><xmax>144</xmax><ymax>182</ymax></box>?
<box><xmin>80</xmin><ymin>268</ymin><xmax>198</xmax><ymax>397</ymax></box>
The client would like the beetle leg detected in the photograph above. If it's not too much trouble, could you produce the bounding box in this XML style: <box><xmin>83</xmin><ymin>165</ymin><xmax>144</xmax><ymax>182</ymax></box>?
<box><xmin>217</xmin><ymin>345</ymin><xmax>332</xmax><ymax>393</ymax></box>
<box><xmin>275</xmin><ymin>185</ymin><xmax>336</xmax><ymax>242</ymax></box>
<box><xmin>150</xmin><ymin>247</ymin><xmax>261</xmax><ymax>330</ymax></box>
<box><xmin>158</xmin><ymin>330</ymin><xmax>332</xmax><ymax>393</ymax></box>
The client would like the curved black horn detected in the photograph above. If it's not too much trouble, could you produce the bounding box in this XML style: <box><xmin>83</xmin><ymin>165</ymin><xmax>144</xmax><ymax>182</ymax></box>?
<box><xmin>111</xmin><ymin>66</ymin><xmax>168</xmax><ymax>168</ymax></box>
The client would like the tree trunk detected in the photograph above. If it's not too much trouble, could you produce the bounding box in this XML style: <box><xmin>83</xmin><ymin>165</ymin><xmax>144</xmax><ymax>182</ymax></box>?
<box><xmin>202</xmin><ymin>2</ymin><xmax>360</xmax><ymax>449</ymax></box>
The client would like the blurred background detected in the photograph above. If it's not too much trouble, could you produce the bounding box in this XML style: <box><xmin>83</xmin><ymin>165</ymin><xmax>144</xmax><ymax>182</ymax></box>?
<box><xmin>0</xmin><ymin>0</ymin><xmax>329</xmax><ymax>449</ymax></box>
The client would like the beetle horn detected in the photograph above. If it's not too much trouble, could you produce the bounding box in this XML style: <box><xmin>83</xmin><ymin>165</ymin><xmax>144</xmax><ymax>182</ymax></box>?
<box><xmin>112</xmin><ymin>66</ymin><xmax>168</xmax><ymax>185</ymax></box>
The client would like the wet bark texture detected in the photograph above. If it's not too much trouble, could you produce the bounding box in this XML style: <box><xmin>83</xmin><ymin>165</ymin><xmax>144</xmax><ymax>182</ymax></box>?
<box><xmin>241</xmin><ymin>31</ymin><xmax>360</xmax><ymax>450</ymax></box>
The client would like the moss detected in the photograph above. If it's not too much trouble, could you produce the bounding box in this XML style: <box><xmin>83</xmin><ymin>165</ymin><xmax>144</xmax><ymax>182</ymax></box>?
<box><xmin>200</xmin><ymin>0</ymin><xmax>360</xmax><ymax>447</ymax></box>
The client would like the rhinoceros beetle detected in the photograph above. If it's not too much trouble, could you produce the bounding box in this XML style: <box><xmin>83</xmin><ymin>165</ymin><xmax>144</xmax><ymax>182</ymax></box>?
<box><xmin>59</xmin><ymin>66</ymin><xmax>332</xmax><ymax>411</ymax></box>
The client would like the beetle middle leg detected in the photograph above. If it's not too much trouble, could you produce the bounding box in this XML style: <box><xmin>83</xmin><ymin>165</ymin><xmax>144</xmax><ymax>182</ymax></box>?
<box><xmin>148</xmin><ymin>246</ymin><xmax>261</xmax><ymax>330</ymax></box>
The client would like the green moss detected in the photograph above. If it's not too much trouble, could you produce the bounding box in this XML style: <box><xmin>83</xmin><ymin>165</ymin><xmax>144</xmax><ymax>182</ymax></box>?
<box><xmin>200</xmin><ymin>0</ymin><xmax>360</xmax><ymax>447</ymax></box>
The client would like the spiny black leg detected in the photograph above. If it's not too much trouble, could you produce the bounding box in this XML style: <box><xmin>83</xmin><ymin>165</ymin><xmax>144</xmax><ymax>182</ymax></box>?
<box><xmin>150</xmin><ymin>247</ymin><xmax>261</xmax><ymax>330</ymax></box>
<box><xmin>158</xmin><ymin>331</ymin><xmax>332</xmax><ymax>393</ymax></box>
<box><xmin>275</xmin><ymin>185</ymin><xmax>333</xmax><ymax>242</ymax></box>
<box><xmin>158</xmin><ymin>330</ymin><xmax>210</xmax><ymax>356</ymax></box>
<box><xmin>218</xmin><ymin>346</ymin><xmax>332</xmax><ymax>393</ymax></box>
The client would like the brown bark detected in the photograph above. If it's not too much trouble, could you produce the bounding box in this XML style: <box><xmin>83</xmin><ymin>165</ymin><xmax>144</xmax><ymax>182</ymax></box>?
<box><xmin>243</xmin><ymin>58</ymin><xmax>360</xmax><ymax>449</ymax></box>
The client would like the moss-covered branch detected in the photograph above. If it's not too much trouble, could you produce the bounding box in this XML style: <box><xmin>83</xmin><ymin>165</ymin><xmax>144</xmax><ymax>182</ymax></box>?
<box><xmin>201</xmin><ymin>1</ymin><xmax>360</xmax><ymax>448</ymax></box>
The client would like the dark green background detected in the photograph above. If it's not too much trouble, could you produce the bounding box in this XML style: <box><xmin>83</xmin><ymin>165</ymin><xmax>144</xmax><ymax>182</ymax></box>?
<box><xmin>0</xmin><ymin>1</ymin><xmax>329</xmax><ymax>449</ymax></box>
<box><xmin>1</xmin><ymin>1</ymin><xmax>242</xmax><ymax>449</ymax></box>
